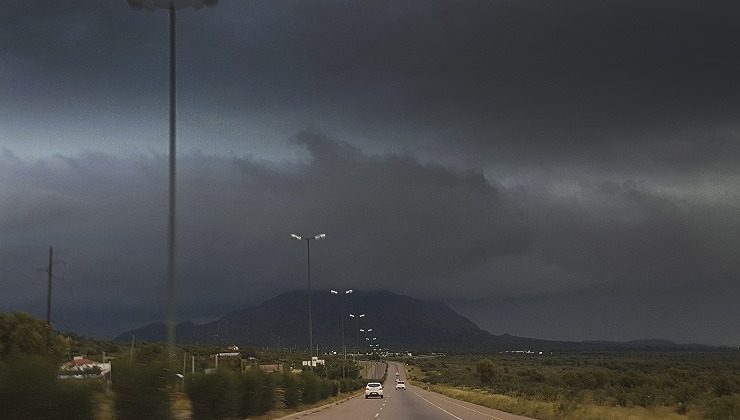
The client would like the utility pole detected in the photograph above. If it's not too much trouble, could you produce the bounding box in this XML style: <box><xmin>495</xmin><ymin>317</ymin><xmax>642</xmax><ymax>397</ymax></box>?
<box><xmin>130</xmin><ymin>334</ymin><xmax>136</xmax><ymax>363</ymax></box>
<box><xmin>215</xmin><ymin>322</ymin><xmax>221</xmax><ymax>350</ymax></box>
<box><xmin>46</xmin><ymin>246</ymin><xmax>53</xmax><ymax>329</ymax></box>
<box><xmin>40</xmin><ymin>246</ymin><xmax>63</xmax><ymax>353</ymax></box>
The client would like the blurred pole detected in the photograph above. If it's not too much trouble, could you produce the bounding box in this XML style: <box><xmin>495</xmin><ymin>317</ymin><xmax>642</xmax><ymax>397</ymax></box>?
<box><xmin>46</xmin><ymin>246</ymin><xmax>53</xmax><ymax>353</ymax></box>
<box><xmin>128</xmin><ymin>0</ymin><xmax>218</xmax><ymax>362</ymax></box>
<box><xmin>166</xmin><ymin>2</ymin><xmax>178</xmax><ymax>359</ymax></box>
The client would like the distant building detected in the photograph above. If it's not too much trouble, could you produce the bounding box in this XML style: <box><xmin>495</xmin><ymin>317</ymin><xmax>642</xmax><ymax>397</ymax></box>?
<box><xmin>259</xmin><ymin>363</ymin><xmax>283</xmax><ymax>373</ymax></box>
<box><xmin>59</xmin><ymin>356</ymin><xmax>111</xmax><ymax>381</ymax></box>
<box><xmin>211</xmin><ymin>352</ymin><xmax>241</xmax><ymax>369</ymax></box>
<box><xmin>302</xmin><ymin>356</ymin><xmax>325</xmax><ymax>367</ymax></box>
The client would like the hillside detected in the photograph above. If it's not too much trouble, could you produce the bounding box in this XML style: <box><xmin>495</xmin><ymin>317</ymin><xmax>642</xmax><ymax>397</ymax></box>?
<box><xmin>115</xmin><ymin>290</ymin><xmax>711</xmax><ymax>352</ymax></box>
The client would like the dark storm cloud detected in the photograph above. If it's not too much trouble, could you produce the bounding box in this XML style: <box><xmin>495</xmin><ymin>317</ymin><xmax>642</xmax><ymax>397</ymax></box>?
<box><xmin>3</xmin><ymin>131</ymin><xmax>740</xmax><ymax>343</ymax></box>
<box><xmin>0</xmin><ymin>132</ymin><xmax>531</xmax><ymax>336</ymax></box>
<box><xmin>182</xmin><ymin>0</ymin><xmax>740</xmax><ymax>170</ymax></box>
<box><xmin>4</xmin><ymin>1</ymin><xmax>740</xmax><ymax>169</ymax></box>
<box><xmin>3</xmin><ymin>1</ymin><xmax>740</xmax><ymax>344</ymax></box>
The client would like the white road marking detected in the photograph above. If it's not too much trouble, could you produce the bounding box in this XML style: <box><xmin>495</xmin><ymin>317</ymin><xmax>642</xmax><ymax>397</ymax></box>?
<box><xmin>374</xmin><ymin>413</ymin><xmax>380</xmax><ymax>418</ymax></box>
<box><xmin>413</xmin><ymin>391</ymin><xmax>464</xmax><ymax>420</ymax></box>
<box><xmin>424</xmin><ymin>392</ymin><xmax>504</xmax><ymax>420</ymax></box>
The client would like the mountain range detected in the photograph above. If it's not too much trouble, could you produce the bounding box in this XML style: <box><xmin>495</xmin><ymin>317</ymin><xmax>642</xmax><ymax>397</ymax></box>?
<box><xmin>114</xmin><ymin>290</ymin><xmax>713</xmax><ymax>352</ymax></box>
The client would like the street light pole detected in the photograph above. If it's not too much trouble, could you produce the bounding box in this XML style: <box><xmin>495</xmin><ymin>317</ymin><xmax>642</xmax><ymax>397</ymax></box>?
<box><xmin>127</xmin><ymin>0</ymin><xmax>218</xmax><ymax>358</ymax></box>
<box><xmin>349</xmin><ymin>313</ymin><xmax>364</xmax><ymax>361</ymax></box>
<box><xmin>291</xmin><ymin>233</ymin><xmax>326</xmax><ymax>357</ymax></box>
<box><xmin>331</xmin><ymin>289</ymin><xmax>353</xmax><ymax>380</ymax></box>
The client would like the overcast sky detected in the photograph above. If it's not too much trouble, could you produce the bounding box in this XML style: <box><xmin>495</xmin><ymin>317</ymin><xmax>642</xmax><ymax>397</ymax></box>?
<box><xmin>2</xmin><ymin>0</ymin><xmax>740</xmax><ymax>345</ymax></box>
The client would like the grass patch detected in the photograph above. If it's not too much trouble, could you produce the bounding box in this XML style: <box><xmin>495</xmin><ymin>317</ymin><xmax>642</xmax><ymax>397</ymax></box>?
<box><xmin>426</xmin><ymin>383</ymin><xmax>696</xmax><ymax>420</ymax></box>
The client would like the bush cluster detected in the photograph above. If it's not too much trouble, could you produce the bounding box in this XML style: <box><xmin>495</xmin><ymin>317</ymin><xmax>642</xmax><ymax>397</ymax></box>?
<box><xmin>412</xmin><ymin>352</ymin><xmax>740</xmax><ymax>416</ymax></box>
<box><xmin>0</xmin><ymin>355</ymin><xmax>98</xmax><ymax>420</ymax></box>
<box><xmin>186</xmin><ymin>368</ymin><xmax>352</xmax><ymax>420</ymax></box>
<box><xmin>112</xmin><ymin>361</ymin><xmax>173</xmax><ymax>420</ymax></box>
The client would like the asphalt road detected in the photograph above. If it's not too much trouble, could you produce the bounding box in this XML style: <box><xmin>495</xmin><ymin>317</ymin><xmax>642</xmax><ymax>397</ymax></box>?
<box><xmin>283</xmin><ymin>361</ymin><xmax>536</xmax><ymax>420</ymax></box>
<box><xmin>358</xmin><ymin>360</ymin><xmax>387</xmax><ymax>381</ymax></box>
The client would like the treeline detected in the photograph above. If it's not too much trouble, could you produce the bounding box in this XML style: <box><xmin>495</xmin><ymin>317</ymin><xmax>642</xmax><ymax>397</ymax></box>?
<box><xmin>0</xmin><ymin>312</ymin><xmax>367</xmax><ymax>419</ymax></box>
<box><xmin>185</xmin><ymin>368</ymin><xmax>365</xmax><ymax>420</ymax></box>
<box><xmin>0</xmin><ymin>313</ymin><xmax>101</xmax><ymax>419</ymax></box>
<box><xmin>111</xmin><ymin>360</ymin><xmax>365</xmax><ymax>420</ymax></box>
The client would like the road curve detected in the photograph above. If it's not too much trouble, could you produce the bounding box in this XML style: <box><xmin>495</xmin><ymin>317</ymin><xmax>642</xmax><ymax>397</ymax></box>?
<box><xmin>282</xmin><ymin>361</ymin><xmax>536</xmax><ymax>420</ymax></box>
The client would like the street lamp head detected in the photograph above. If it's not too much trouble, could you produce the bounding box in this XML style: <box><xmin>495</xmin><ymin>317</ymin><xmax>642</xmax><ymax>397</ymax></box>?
<box><xmin>290</xmin><ymin>234</ymin><xmax>303</xmax><ymax>240</ymax></box>
<box><xmin>359</xmin><ymin>314</ymin><xmax>366</xmax><ymax>318</ymax></box>
<box><xmin>128</xmin><ymin>0</ymin><xmax>218</xmax><ymax>10</ymax></box>
<box><xmin>330</xmin><ymin>290</ymin><xmax>338</xmax><ymax>294</ymax></box>
<box><xmin>367</xmin><ymin>328</ymin><xmax>373</xmax><ymax>332</ymax></box>
<box><xmin>314</xmin><ymin>233</ymin><xmax>326</xmax><ymax>240</ymax></box>
<box><xmin>349</xmin><ymin>314</ymin><xmax>355</xmax><ymax>318</ymax></box>
<box><xmin>345</xmin><ymin>289</ymin><xmax>353</xmax><ymax>294</ymax></box>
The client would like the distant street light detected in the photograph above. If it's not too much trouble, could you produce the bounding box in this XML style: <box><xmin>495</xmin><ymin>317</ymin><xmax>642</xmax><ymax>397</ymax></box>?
<box><xmin>331</xmin><ymin>289</ymin><xmax>353</xmax><ymax>380</ymax></box>
<box><xmin>349</xmin><ymin>313</ymin><xmax>365</xmax><ymax>360</ymax></box>
<box><xmin>291</xmin><ymin>233</ymin><xmax>326</xmax><ymax>357</ymax></box>
<box><xmin>127</xmin><ymin>0</ymin><xmax>218</xmax><ymax>359</ymax></box>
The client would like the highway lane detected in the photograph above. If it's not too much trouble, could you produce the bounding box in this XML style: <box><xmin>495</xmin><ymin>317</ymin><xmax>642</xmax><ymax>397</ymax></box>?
<box><xmin>284</xmin><ymin>361</ymin><xmax>535</xmax><ymax>420</ymax></box>
<box><xmin>358</xmin><ymin>360</ymin><xmax>387</xmax><ymax>381</ymax></box>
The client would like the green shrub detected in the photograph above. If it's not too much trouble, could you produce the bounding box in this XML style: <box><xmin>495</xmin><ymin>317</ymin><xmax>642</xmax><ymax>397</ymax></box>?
<box><xmin>476</xmin><ymin>358</ymin><xmax>497</xmax><ymax>384</ymax></box>
<box><xmin>318</xmin><ymin>378</ymin><xmax>330</xmax><ymax>400</ymax></box>
<box><xmin>703</xmin><ymin>395</ymin><xmax>740</xmax><ymax>420</ymax></box>
<box><xmin>186</xmin><ymin>370</ymin><xmax>239</xmax><ymax>420</ymax></box>
<box><xmin>282</xmin><ymin>372</ymin><xmax>300</xmax><ymax>408</ymax></box>
<box><xmin>238</xmin><ymin>367</ymin><xmax>276</xmax><ymax>416</ymax></box>
<box><xmin>300</xmin><ymin>370</ymin><xmax>321</xmax><ymax>404</ymax></box>
<box><xmin>0</xmin><ymin>355</ymin><xmax>96</xmax><ymax>420</ymax></box>
<box><xmin>259</xmin><ymin>371</ymin><xmax>276</xmax><ymax>414</ymax></box>
<box><xmin>52</xmin><ymin>380</ymin><xmax>98</xmax><ymax>420</ymax></box>
<box><xmin>112</xmin><ymin>361</ymin><xmax>172</xmax><ymax>420</ymax></box>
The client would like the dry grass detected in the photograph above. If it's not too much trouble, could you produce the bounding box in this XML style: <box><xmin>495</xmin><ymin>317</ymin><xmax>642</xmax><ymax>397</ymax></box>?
<box><xmin>406</xmin><ymin>365</ymin><xmax>697</xmax><ymax>420</ymax></box>
<box><xmin>568</xmin><ymin>405</ymin><xmax>696</xmax><ymax>420</ymax></box>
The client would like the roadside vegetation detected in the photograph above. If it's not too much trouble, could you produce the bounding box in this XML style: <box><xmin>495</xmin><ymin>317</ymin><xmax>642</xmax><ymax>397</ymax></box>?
<box><xmin>404</xmin><ymin>352</ymin><xmax>740</xmax><ymax>420</ymax></box>
<box><xmin>0</xmin><ymin>311</ymin><xmax>368</xmax><ymax>420</ymax></box>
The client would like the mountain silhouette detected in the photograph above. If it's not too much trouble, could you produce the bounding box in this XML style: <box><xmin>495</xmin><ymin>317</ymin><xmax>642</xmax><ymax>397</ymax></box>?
<box><xmin>115</xmin><ymin>290</ymin><xmax>712</xmax><ymax>352</ymax></box>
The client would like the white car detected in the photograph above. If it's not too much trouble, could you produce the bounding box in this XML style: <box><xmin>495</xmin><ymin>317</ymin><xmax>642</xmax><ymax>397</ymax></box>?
<box><xmin>395</xmin><ymin>381</ymin><xmax>406</xmax><ymax>390</ymax></box>
<box><xmin>365</xmin><ymin>382</ymin><xmax>384</xmax><ymax>399</ymax></box>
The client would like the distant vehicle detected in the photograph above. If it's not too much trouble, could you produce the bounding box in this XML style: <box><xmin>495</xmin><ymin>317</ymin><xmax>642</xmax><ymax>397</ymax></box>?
<box><xmin>365</xmin><ymin>382</ymin><xmax>384</xmax><ymax>399</ymax></box>
<box><xmin>395</xmin><ymin>381</ymin><xmax>406</xmax><ymax>390</ymax></box>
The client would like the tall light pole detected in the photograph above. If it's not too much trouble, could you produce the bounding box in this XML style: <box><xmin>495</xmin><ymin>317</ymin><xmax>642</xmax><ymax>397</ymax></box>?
<box><xmin>291</xmin><ymin>233</ymin><xmax>326</xmax><ymax>357</ymax></box>
<box><xmin>331</xmin><ymin>289</ymin><xmax>352</xmax><ymax>380</ymax></box>
<box><xmin>128</xmin><ymin>0</ymin><xmax>218</xmax><ymax>358</ymax></box>
<box><xmin>348</xmin><ymin>313</ymin><xmax>364</xmax><ymax>360</ymax></box>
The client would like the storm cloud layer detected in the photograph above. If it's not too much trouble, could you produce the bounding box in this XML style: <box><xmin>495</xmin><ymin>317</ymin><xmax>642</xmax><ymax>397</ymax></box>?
<box><xmin>3</xmin><ymin>132</ymin><xmax>740</xmax><ymax>344</ymax></box>
<box><xmin>2</xmin><ymin>1</ymin><xmax>740</xmax><ymax>344</ymax></box>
